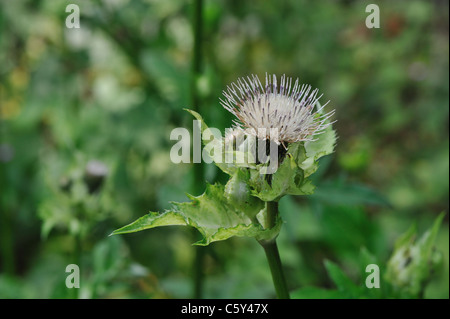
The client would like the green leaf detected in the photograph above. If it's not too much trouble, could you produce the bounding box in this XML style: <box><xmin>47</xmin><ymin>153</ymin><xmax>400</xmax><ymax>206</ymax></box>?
<box><xmin>111</xmin><ymin>211</ymin><xmax>187</xmax><ymax>235</ymax></box>
<box><xmin>324</xmin><ymin>260</ymin><xmax>361</xmax><ymax>298</ymax></box>
<box><xmin>359</xmin><ymin>247</ymin><xmax>379</xmax><ymax>278</ymax></box>
<box><xmin>418</xmin><ymin>212</ymin><xmax>445</xmax><ymax>257</ymax></box>
<box><xmin>359</xmin><ymin>247</ymin><xmax>383</xmax><ymax>299</ymax></box>
<box><xmin>249</xmin><ymin>153</ymin><xmax>315</xmax><ymax>202</ymax></box>
<box><xmin>186</xmin><ymin>108</ymin><xmax>337</xmax><ymax>202</ymax></box>
<box><xmin>393</xmin><ymin>223</ymin><xmax>417</xmax><ymax>250</ymax></box>
<box><xmin>224</xmin><ymin>169</ymin><xmax>264</xmax><ymax>221</ymax></box>
<box><xmin>111</xmin><ymin>183</ymin><xmax>281</xmax><ymax>245</ymax></box>
<box><xmin>185</xmin><ymin>109</ymin><xmax>237</xmax><ymax>175</ymax></box>
<box><xmin>246</xmin><ymin>127</ymin><xmax>335</xmax><ymax>201</ymax></box>
<box><xmin>299</xmin><ymin>125</ymin><xmax>337</xmax><ymax>178</ymax></box>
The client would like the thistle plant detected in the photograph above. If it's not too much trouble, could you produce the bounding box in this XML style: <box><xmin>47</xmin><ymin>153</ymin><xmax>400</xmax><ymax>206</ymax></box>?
<box><xmin>112</xmin><ymin>74</ymin><xmax>337</xmax><ymax>299</ymax></box>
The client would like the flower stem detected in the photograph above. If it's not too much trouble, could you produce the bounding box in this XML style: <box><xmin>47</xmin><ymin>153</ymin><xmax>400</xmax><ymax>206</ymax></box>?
<box><xmin>191</xmin><ymin>0</ymin><xmax>205</xmax><ymax>299</ymax></box>
<box><xmin>259</xmin><ymin>201</ymin><xmax>290</xmax><ymax>299</ymax></box>
<box><xmin>265</xmin><ymin>200</ymin><xmax>278</xmax><ymax>229</ymax></box>
<box><xmin>191</xmin><ymin>0</ymin><xmax>204</xmax><ymax>193</ymax></box>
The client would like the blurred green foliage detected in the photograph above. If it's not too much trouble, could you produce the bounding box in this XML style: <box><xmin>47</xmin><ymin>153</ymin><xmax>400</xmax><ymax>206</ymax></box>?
<box><xmin>0</xmin><ymin>0</ymin><xmax>448</xmax><ymax>298</ymax></box>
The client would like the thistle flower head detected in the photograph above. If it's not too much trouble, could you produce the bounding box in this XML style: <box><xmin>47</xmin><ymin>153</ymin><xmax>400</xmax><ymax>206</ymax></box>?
<box><xmin>220</xmin><ymin>74</ymin><xmax>335</xmax><ymax>145</ymax></box>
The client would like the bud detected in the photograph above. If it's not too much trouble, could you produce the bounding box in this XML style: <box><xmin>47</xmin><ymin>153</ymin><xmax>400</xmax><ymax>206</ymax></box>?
<box><xmin>385</xmin><ymin>214</ymin><xmax>445</xmax><ymax>298</ymax></box>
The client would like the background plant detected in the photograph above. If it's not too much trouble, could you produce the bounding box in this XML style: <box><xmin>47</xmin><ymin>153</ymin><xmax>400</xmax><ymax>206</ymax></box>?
<box><xmin>0</xmin><ymin>0</ymin><xmax>448</xmax><ymax>299</ymax></box>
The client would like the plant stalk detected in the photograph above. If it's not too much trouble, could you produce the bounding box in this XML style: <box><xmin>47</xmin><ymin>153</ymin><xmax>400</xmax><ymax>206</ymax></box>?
<box><xmin>259</xmin><ymin>201</ymin><xmax>290</xmax><ymax>299</ymax></box>
<box><xmin>191</xmin><ymin>0</ymin><xmax>205</xmax><ymax>299</ymax></box>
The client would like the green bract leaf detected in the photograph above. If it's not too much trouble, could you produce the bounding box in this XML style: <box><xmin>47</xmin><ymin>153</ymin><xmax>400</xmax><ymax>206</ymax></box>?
<box><xmin>299</xmin><ymin>124</ymin><xmax>337</xmax><ymax>178</ymax></box>
<box><xmin>185</xmin><ymin>109</ymin><xmax>238</xmax><ymax>175</ymax></box>
<box><xmin>248</xmin><ymin>152</ymin><xmax>315</xmax><ymax>202</ymax></box>
<box><xmin>186</xmin><ymin>108</ymin><xmax>336</xmax><ymax>202</ymax></box>
<box><xmin>111</xmin><ymin>183</ymin><xmax>281</xmax><ymax>245</ymax></box>
<box><xmin>385</xmin><ymin>212</ymin><xmax>446</xmax><ymax>298</ymax></box>
<box><xmin>224</xmin><ymin>169</ymin><xmax>264</xmax><ymax>221</ymax></box>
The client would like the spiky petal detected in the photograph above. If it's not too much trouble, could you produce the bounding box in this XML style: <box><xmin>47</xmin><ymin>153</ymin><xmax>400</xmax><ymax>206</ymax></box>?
<box><xmin>220</xmin><ymin>74</ymin><xmax>335</xmax><ymax>144</ymax></box>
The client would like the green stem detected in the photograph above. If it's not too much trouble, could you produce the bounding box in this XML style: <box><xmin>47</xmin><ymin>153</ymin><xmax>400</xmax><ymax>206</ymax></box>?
<box><xmin>191</xmin><ymin>0</ymin><xmax>203</xmax><ymax>98</ymax></box>
<box><xmin>259</xmin><ymin>201</ymin><xmax>290</xmax><ymax>299</ymax></box>
<box><xmin>191</xmin><ymin>0</ymin><xmax>204</xmax><ymax>195</ymax></box>
<box><xmin>261</xmin><ymin>240</ymin><xmax>290</xmax><ymax>299</ymax></box>
<box><xmin>191</xmin><ymin>0</ymin><xmax>205</xmax><ymax>299</ymax></box>
<box><xmin>265</xmin><ymin>200</ymin><xmax>278</xmax><ymax>229</ymax></box>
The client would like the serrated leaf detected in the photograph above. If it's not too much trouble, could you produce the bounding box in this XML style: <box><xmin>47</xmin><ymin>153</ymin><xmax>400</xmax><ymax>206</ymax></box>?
<box><xmin>299</xmin><ymin>125</ymin><xmax>337</xmax><ymax>177</ymax></box>
<box><xmin>249</xmin><ymin>153</ymin><xmax>315</xmax><ymax>201</ymax></box>
<box><xmin>111</xmin><ymin>183</ymin><xmax>281</xmax><ymax>245</ymax></box>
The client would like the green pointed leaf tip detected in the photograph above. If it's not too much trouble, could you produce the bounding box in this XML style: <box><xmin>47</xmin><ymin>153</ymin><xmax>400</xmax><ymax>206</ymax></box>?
<box><xmin>385</xmin><ymin>212</ymin><xmax>446</xmax><ymax>298</ymax></box>
<box><xmin>111</xmin><ymin>183</ymin><xmax>282</xmax><ymax>245</ymax></box>
<box><xmin>185</xmin><ymin>108</ymin><xmax>239</xmax><ymax>175</ymax></box>
<box><xmin>324</xmin><ymin>260</ymin><xmax>361</xmax><ymax>298</ymax></box>
<box><xmin>185</xmin><ymin>109</ymin><xmax>336</xmax><ymax>201</ymax></box>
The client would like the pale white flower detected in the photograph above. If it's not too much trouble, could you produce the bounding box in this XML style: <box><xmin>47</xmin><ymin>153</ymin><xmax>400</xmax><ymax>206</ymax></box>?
<box><xmin>220</xmin><ymin>74</ymin><xmax>335</xmax><ymax>145</ymax></box>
